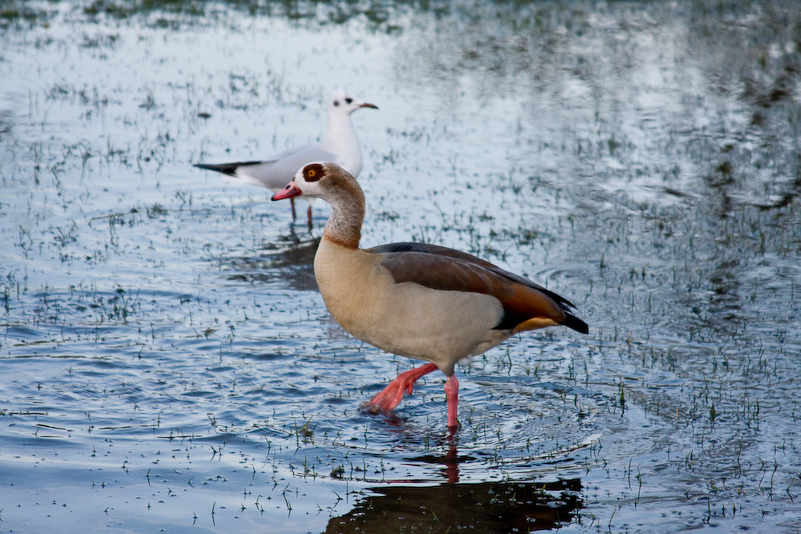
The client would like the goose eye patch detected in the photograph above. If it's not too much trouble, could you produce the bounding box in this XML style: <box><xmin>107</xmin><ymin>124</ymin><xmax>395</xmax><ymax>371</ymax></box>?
<box><xmin>304</xmin><ymin>163</ymin><xmax>325</xmax><ymax>182</ymax></box>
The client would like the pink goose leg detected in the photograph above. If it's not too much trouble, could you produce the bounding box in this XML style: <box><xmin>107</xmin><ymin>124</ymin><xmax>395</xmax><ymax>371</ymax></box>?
<box><xmin>366</xmin><ymin>362</ymin><xmax>439</xmax><ymax>412</ymax></box>
<box><xmin>444</xmin><ymin>374</ymin><xmax>460</xmax><ymax>431</ymax></box>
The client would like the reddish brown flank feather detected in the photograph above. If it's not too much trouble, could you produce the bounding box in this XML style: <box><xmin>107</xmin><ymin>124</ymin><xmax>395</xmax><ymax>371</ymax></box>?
<box><xmin>375</xmin><ymin>245</ymin><xmax>589</xmax><ymax>334</ymax></box>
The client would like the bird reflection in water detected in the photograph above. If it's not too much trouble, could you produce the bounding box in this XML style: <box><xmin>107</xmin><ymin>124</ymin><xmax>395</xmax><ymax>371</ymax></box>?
<box><xmin>327</xmin><ymin>416</ymin><xmax>582</xmax><ymax>532</ymax></box>
<box><xmin>226</xmin><ymin>229</ymin><xmax>320</xmax><ymax>291</ymax></box>
<box><xmin>325</xmin><ymin>443</ymin><xmax>583</xmax><ymax>533</ymax></box>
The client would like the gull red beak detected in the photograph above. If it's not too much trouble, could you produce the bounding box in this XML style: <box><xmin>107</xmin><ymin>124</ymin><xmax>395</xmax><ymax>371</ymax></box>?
<box><xmin>360</xmin><ymin>102</ymin><xmax>378</xmax><ymax>110</ymax></box>
<box><xmin>271</xmin><ymin>181</ymin><xmax>302</xmax><ymax>201</ymax></box>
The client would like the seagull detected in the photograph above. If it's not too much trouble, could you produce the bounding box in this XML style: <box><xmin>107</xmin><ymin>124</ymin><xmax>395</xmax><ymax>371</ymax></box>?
<box><xmin>194</xmin><ymin>89</ymin><xmax>378</xmax><ymax>228</ymax></box>
<box><xmin>272</xmin><ymin>162</ymin><xmax>589</xmax><ymax>432</ymax></box>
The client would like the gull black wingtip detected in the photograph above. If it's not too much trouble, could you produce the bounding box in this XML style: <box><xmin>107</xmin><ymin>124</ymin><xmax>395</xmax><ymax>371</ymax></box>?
<box><xmin>193</xmin><ymin>162</ymin><xmax>241</xmax><ymax>176</ymax></box>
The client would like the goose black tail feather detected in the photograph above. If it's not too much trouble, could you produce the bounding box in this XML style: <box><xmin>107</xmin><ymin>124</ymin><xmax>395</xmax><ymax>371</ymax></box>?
<box><xmin>561</xmin><ymin>313</ymin><xmax>589</xmax><ymax>334</ymax></box>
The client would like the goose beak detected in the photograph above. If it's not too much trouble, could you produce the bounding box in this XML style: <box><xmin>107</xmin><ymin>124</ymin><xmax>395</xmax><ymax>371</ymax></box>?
<box><xmin>272</xmin><ymin>181</ymin><xmax>302</xmax><ymax>201</ymax></box>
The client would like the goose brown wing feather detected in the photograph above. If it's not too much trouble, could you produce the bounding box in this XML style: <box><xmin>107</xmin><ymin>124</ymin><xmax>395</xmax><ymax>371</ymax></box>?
<box><xmin>370</xmin><ymin>242</ymin><xmax>585</xmax><ymax>313</ymax></box>
<box><xmin>375</xmin><ymin>246</ymin><xmax>588</xmax><ymax>334</ymax></box>
<box><xmin>369</xmin><ymin>242</ymin><xmax>498</xmax><ymax>270</ymax></box>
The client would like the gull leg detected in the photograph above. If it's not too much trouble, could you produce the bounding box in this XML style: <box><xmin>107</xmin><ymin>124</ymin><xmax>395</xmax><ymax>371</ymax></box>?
<box><xmin>307</xmin><ymin>203</ymin><xmax>313</xmax><ymax>229</ymax></box>
<box><xmin>290</xmin><ymin>197</ymin><xmax>297</xmax><ymax>220</ymax></box>
<box><xmin>365</xmin><ymin>362</ymin><xmax>439</xmax><ymax>412</ymax></box>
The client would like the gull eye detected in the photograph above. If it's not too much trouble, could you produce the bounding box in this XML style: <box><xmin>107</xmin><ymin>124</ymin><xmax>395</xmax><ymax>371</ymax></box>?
<box><xmin>344</xmin><ymin>97</ymin><xmax>353</xmax><ymax>104</ymax></box>
<box><xmin>333</xmin><ymin>100</ymin><xmax>339</xmax><ymax>106</ymax></box>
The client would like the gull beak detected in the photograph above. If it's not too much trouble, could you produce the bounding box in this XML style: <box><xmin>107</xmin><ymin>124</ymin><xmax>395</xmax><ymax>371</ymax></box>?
<box><xmin>360</xmin><ymin>102</ymin><xmax>378</xmax><ymax>110</ymax></box>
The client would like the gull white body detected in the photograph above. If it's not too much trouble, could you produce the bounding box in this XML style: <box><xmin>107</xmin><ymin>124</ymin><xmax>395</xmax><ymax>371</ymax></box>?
<box><xmin>272</xmin><ymin>162</ymin><xmax>589</xmax><ymax>430</ymax></box>
<box><xmin>194</xmin><ymin>89</ymin><xmax>377</xmax><ymax>226</ymax></box>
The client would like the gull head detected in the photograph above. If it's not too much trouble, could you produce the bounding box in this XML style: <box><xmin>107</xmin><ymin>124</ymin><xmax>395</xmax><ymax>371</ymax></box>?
<box><xmin>328</xmin><ymin>88</ymin><xmax>378</xmax><ymax>116</ymax></box>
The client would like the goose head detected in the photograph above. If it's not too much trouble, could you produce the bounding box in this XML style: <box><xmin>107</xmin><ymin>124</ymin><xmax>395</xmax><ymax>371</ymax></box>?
<box><xmin>271</xmin><ymin>162</ymin><xmax>360</xmax><ymax>201</ymax></box>
<box><xmin>272</xmin><ymin>162</ymin><xmax>366</xmax><ymax>248</ymax></box>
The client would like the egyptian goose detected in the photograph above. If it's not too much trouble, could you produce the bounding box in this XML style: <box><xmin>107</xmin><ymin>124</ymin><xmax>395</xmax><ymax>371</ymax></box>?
<box><xmin>272</xmin><ymin>163</ymin><xmax>589</xmax><ymax>430</ymax></box>
<box><xmin>194</xmin><ymin>89</ymin><xmax>377</xmax><ymax>227</ymax></box>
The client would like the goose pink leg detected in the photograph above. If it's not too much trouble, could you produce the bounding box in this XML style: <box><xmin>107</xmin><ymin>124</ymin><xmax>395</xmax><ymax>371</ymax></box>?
<box><xmin>366</xmin><ymin>362</ymin><xmax>439</xmax><ymax>412</ymax></box>
<box><xmin>444</xmin><ymin>374</ymin><xmax>460</xmax><ymax>430</ymax></box>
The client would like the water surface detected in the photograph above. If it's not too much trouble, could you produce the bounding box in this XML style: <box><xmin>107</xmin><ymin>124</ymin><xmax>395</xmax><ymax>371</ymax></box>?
<box><xmin>1</xmin><ymin>1</ymin><xmax>800</xmax><ymax>532</ymax></box>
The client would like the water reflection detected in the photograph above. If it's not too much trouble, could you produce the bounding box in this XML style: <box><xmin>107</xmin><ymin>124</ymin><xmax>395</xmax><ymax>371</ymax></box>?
<box><xmin>226</xmin><ymin>230</ymin><xmax>320</xmax><ymax>291</ymax></box>
<box><xmin>323</xmin><ymin>435</ymin><xmax>585</xmax><ymax>532</ymax></box>
<box><xmin>326</xmin><ymin>474</ymin><xmax>583</xmax><ymax>533</ymax></box>
<box><xmin>408</xmin><ymin>443</ymin><xmax>471</xmax><ymax>484</ymax></box>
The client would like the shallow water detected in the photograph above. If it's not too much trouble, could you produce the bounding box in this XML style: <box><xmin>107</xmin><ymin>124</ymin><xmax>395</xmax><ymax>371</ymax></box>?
<box><xmin>1</xmin><ymin>1</ymin><xmax>800</xmax><ymax>532</ymax></box>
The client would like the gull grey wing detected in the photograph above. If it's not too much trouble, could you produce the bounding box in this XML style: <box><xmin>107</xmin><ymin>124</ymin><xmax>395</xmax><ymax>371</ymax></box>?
<box><xmin>196</xmin><ymin>143</ymin><xmax>336</xmax><ymax>190</ymax></box>
<box><xmin>193</xmin><ymin>161</ymin><xmax>263</xmax><ymax>176</ymax></box>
